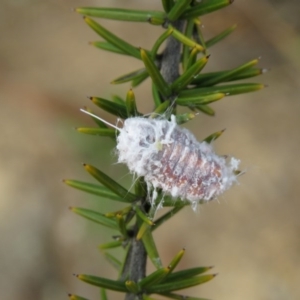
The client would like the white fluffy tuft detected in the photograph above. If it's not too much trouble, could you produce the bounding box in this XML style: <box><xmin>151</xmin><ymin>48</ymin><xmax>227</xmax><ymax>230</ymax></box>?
<box><xmin>116</xmin><ymin>116</ymin><xmax>240</xmax><ymax>205</ymax></box>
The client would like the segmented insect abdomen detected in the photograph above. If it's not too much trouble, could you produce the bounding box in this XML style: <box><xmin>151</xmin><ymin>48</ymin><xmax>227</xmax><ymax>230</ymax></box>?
<box><xmin>144</xmin><ymin>124</ymin><xmax>224</xmax><ymax>202</ymax></box>
<box><xmin>117</xmin><ymin>117</ymin><xmax>238</xmax><ymax>204</ymax></box>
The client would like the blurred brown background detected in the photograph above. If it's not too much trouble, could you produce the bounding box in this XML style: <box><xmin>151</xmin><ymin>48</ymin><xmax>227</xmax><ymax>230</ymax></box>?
<box><xmin>1</xmin><ymin>0</ymin><xmax>300</xmax><ymax>299</ymax></box>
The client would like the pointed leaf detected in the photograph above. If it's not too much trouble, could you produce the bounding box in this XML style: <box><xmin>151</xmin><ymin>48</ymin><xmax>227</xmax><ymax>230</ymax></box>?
<box><xmin>194</xmin><ymin>104</ymin><xmax>215</xmax><ymax>116</ymax></box>
<box><xmin>197</xmin><ymin>58</ymin><xmax>259</xmax><ymax>86</ymax></box>
<box><xmin>192</xmin><ymin>67</ymin><xmax>264</xmax><ymax>84</ymax></box>
<box><xmin>137</xmin><ymin>221</ymin><xmax>151</xmax><ymax>240</ymax></box>
<box><xmin>206</xmin><ymin>24</ymin><xmax>237</xmax><ymax>48</ymax></box>
<box><xmin>68</xmin><ymin>294</ymin><xmax>89</xmax><ymax>300</ymax></box>
<box><xmin>167</xmin><ymin>249</ymin><xmax>185</xmax><ymax>273</ymax></box>
<box><xmin>90</xmin><ymin>97</ymin><xmax>128</xmax><ymax>119</ymax></box>
<box><xmin>99</xmin><ymin>240</ymin><xmax>123</xmax><ymax>250</ymax></box>
<box><xmin>63</xmin><ymin>180</ymin><xmax>127</xmax><ymax>202</ymax></box>
<box><xmin>229</xmin><ymin>68</ymin><xmax>267</xmax><ymax>81</ymax></box>
<box><xmin>76</xmin><ymin>127</ymin><xmax>116</xmax><ymax>138</ymax></box>
<box><xmin>70</xmin><ymin>207</ymin><xmax>118</xmax><ymax>229</ymax></box>
<box><xmin>118</xmin><ymin>243</ymin><xmax>131</xmax><ymax>279</ymax></box>
<box><xmin>164</xmin><ymin>267</ymin><xmax>213</xmax><ymax>283</ymax></box>
<box><xmin>151</xmin><ymin>27</ymin><xmax>173</xmax><ymax>55</ymax></box>
<box><xmin>171</xmin><ymin>55</ymin><xmax>209</xmax><ymax>93</ymax></box>
<box><xmin>182</xmin><ymin>19</ymin><xmax>196</xmax><ymax>70</ymax></box>
<box><xmin>194</xmin><ymin>22</ymin><xmax>208</xmax><ymax>55</ymax></box>
<box><xmin>179</xmin><ymin>83</ymin><xmax>265</xmax><ymax>97</ymax></box>
<box><xmin>111</xmin><ymin>68</ymin><xmax>147</xmax><ymax>85</ymax></box>
<box><xmin>203</xmin><ymin>129</ymin><xmax>225</xmax><ymax>143</ymax></box>
<box><xmin>77</xmin><ymin>274</ymin><xmax>127</xmax><ymax>292</ymax></box>
<box><xmin>90</xmin><ymin>41</ymin><xmax>127</xmax><ymax>55</ymax></box>
<box><xmin>131</xmin><ymin>70</ymin><xmax>150</xmax><ymax>87</ymax></box>
<box><xmin>170</xmin><ymin>25</ymin><xmax>204</xmax><ymax>52</ymax></box>
<box><xmin>152</xmin><ymin>82</ymin><xmax>162</xmax><ymax>107</ymax></box>
<box><xmin>83</xmin><ymin>17</ymin><xmax>140</xmax><ymax>59</ymax></box>
<box><xmin>77</xmin><ymin>7</ymin><xmax>166</xmax><ymax>24</ymax></box>
<box><xmin>167</xmin><ymin>0</ymin><xmax>192</xmax><ymax>21</ymax></box>
<box><xmin>176</xmin><ymin>93</ymin><xmax>225</xmax><ymax>105</ymax></box>
<box><xmin>84</xmin><ymin>164</ymin><xmax>136</xmax><ymax>202</ymax></box>
<box><xmin>140</xmin><ymin>48</ymin><xmax>171</xmax><ymax>97</ymax></box>
<box><xmin>134</xmin><ymin>206</ymin><xmax>154</xmax><ymax>226</ymax></box>
<box><xmin>147</xmin><ymin>274</ymin><xmax>216</xmax><ymax>293</ymax></box>
<box><xmin>125</xmin><ymin>89</ymin><xmax>139</xmax><ymax>117</ymax></box>
<box><xmin>185</xmin><ymin>46</ymin><xmax>201</xmax><ymax>71</ymax></box>
<box><xmin>183</xmin><ymin>0</ymin><xmax>234</xmax><ymax>18</ymax></box>
<box><xmin>142</xmin><ymin>225</ymin><xmax>163</xmax><ymax>269</ymax></box>
<box><xmin>138</xmin><ymin>267</ymin><xmax>170</xmax><ymax>288</ymax></box>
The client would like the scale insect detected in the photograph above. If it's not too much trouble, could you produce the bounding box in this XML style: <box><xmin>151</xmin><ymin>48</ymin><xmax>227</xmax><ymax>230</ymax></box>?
<box><xmin>81</xmin><ymin>109</ymin><xmax>240</xmax><ymax>207</ymax></box>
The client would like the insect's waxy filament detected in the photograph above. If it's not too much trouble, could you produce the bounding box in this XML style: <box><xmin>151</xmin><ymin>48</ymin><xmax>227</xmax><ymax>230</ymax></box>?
<box><xmin>80</xmin><ymin>108</ymin><xmax>120</xmax><ymax>131</ymax></box>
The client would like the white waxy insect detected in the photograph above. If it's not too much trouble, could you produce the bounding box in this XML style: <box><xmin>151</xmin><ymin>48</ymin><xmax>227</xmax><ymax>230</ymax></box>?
<box><xmin>81</xmin><ymin>109</ymin><xmax>240</xmax><ymax>206</ymax></box>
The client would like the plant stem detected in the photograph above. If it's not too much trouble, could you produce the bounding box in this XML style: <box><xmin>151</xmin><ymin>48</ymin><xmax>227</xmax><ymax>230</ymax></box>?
<box><xmin>123</xmin><ymin>234</ymin><xmax>147</xmax><ymax>300</ymax></box>
<box><xmin>121</xmin><ymin>202</ymin><xmax>148</xmax><ymax>300</ymax></box>
<box><xmin>160</xmin><ymin>20</ymin><xmax>185</xmax><ymax>101</ymax></box>
<box><xmin>122</xmin><ymin>20</ymin><xmax>185</xmax><ymax>300</ymax></box>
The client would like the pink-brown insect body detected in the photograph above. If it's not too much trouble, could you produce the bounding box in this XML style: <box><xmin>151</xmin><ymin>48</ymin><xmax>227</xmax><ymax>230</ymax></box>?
<box><xmin>117</xmin><ymin>116</ymin><xmax>239</xmax><ymax>204</ymax></box>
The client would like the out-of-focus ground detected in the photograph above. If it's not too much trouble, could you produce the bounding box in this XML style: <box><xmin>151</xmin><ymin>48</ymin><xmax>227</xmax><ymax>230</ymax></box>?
<box><xmin>1</xmin><ymin>0</ymin><xmax>300</xmax><ymax>299</ymax></box>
